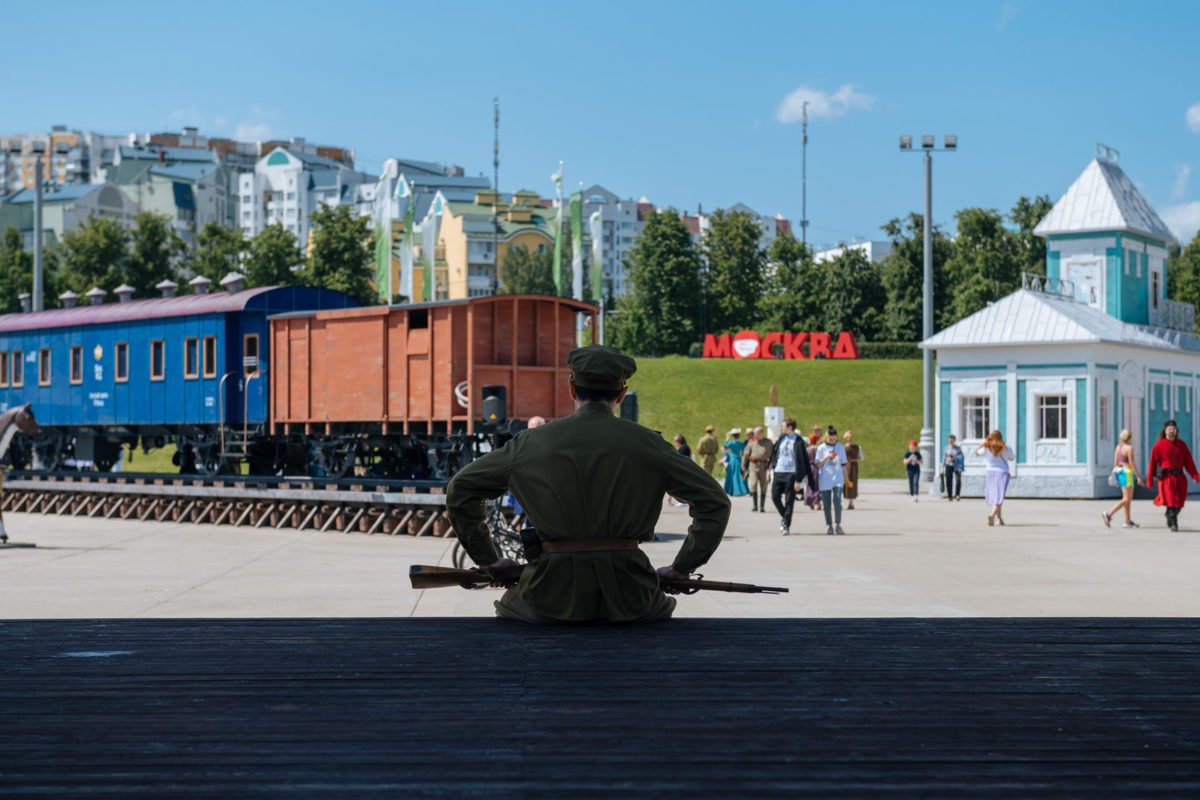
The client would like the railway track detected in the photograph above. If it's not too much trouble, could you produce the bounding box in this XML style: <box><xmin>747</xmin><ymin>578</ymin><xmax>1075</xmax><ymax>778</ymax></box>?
<box><xmin>0</xmin><ymin>471</ymin><xmax>453</xmax><ymax>537</ymax></box>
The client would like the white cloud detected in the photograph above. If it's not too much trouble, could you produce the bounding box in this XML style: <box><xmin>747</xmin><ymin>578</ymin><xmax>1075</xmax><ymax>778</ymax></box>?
<box><xmin>775</xmin><ymin>84</ymin><xmax>876</xmax><ymax>123</ymax></box>
<box><xmin>235</xmin><ymin>121</ymin><xmax>272</xmax><ymax>141</ymax></box>
<box><xmin>996</xmin><ymin>3</ymin><xmax>1020</xmax><ymax>31</ymax></box>
<box><xmin>1173</xmin><ymin>164</ymin><xmax>1191</xmax><ymax>200</ymax></box>
<box><xmin>1162</xmin><ymin>201</ymin><xmax>1200</xmax><ymax>244</ymax></box>
<box><xmin>1187</xmin><ymin>102</ymin><xmax>1200</xmax><ymax>134</ymax></box>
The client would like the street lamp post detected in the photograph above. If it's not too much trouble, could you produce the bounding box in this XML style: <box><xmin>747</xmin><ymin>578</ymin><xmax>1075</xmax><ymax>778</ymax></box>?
<box><xmin>899</xmin><ymin>134</ymin><xmax>957</xmax><ymax>487</ymax></box>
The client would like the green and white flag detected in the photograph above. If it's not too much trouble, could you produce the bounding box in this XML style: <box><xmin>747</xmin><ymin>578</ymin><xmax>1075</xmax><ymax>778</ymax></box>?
<box><xmin>570</xmin><ymin>189</ymin><xmax>583</xmax><ymax>301</ymax></box>
<box><xmin>589</xmin><ymin>210</ymin><xmax>602</xmax><ymax>302</ymax></box>
<box><xmin>400</xmin><ymin>198</ymin><xmax>414</xmax><ymax>302</ymax></box>
<box><xmin>374</xmin><ymin>223</ymin><xmax>390</xmax><ymax>304</ymax></box>
<box><xmin>551</xmin><ymin>162</ymin><xmax>564</xmax><ymax>295</ymax></box>
<box><xmin>420</xmin><ymin>210</ymin><xmax>438</xmax><ymax>303</ymax></box>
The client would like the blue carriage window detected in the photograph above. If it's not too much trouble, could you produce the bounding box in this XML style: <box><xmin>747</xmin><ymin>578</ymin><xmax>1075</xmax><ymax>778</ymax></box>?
<box><xmin>38</xmin><ymin>349</ymin><xmax>50</xmax><ymax>386</ymax></box>
<box><xmin>12</xmin><ymin>350</ymin><xmax>23</xmax><ymax>387</ymax></box>
<box><xmin>184</xmin><ymin>338</ymin><xmax>198</xmax><ymax>379</ymax></box>
<box><xmin>202</xmin><ymin>336</ymin><xmax>216</xmax><ymax>378</ymax></box>
<box><xmin>115</xmin><ymin>342</ymin><xmax>128</xmax><ymax>382</ymax></box>
<box><xmin>0</xmin><ymin>352</ymin><xmax>8</xmax><ymax>387</ymax></box>
<box><xmin>150</xmin><ymin>340</ymin><xmax>164</xmax><ymax>381</ymax></box>
<box><xmin>243</xmin><ymin>334</ymin><xmax>259</xmax><ymax>376</ymax></box>
<box><xmin>70</xmin><ymin>346</ymin><xmax>82</xmax><ymax>384</ymax></box>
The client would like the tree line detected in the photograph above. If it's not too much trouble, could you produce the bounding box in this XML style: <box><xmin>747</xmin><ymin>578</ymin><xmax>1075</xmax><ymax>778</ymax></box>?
<box><xmin>0</xmin><ymin>204</ymin><xmax>377</xmax><ymax>311</ymax></box>
<box><xmin>607</xmin><ymin>195</ymin><xmax>1088</xmax><ymax>355</ymax></box>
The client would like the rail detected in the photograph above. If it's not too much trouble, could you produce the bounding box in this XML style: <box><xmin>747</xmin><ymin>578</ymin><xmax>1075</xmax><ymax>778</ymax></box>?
<box><xmin>1</xmin><ymin>472</ymin><xmax>452</xmax><ymax>536</ymax></box>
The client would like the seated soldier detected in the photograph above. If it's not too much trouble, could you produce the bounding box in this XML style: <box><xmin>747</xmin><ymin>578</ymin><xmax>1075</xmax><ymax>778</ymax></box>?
<box><xmin>446</xmin><ymin>345</ymin><xmax>731</xmax><ymax>623</ymax></box>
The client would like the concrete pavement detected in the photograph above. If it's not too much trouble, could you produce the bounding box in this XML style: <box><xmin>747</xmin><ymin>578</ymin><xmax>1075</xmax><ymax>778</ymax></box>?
<box><xmin>2</xmin><ymin>479</ymin><xmax>1198</xmax><ymax>619</ymax></box>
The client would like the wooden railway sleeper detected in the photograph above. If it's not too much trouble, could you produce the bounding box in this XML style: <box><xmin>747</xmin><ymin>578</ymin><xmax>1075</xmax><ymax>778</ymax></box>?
<box><xmin>342</xmin><ymin>506</ymin><xmax>366</xmax><ymax>534</ymax></box>
<box><xmin>155</xmin><ymin>499</ymin><xmax>178</xmax><ymax>523</ymax></box>
<box><xmin>296</xmin><ymin>504</ymin><xmax>320</xmax><ymax>531</ymax></box>
<box><xmin>211</xmin><ymin>502</ymin><xmax>235</xmax><ymax>526</ymax></box>
<box><xmin>273</xmin><ymin>503</ymin><xmax>299</xmax><ymax>530</ymax></box>
<box><xmin>365</xmin><ymin>508</ymin><xmax>389</xmax><ymax>535</ymax></box>
<box><xmin>233</xmin><ymin>502</ymin><xmax>255</xmax><ymax>527</ymax></box>
<box><xmin>319</xmin><ymin>504</ymin><xmax>344</xmax><ymax>532</ymax></box>
<box><xmin>415</xmin><ymin>510</ymin><xmax>442</xmax><ymax>538</ymax></box>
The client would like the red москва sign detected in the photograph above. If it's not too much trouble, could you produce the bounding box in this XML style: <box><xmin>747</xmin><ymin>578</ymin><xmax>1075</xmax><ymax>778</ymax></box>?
<box><xmin>702</xmin><ymin>331</ymin><xmax>859</xmax><ymax>359</ymax></box>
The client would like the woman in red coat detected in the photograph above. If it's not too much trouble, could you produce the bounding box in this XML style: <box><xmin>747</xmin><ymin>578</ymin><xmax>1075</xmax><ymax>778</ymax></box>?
<box><xmin>1146</xmin><ymin>420</ymin><xmax>1199</xmax><ymax>531</ymax></box>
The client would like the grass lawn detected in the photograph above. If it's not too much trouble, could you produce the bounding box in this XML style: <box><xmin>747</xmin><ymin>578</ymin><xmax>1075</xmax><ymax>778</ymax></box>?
<box><xmin>632</xmin><ymin>357</ymin><xmax>922</xmax><ymax>479</ymax></box>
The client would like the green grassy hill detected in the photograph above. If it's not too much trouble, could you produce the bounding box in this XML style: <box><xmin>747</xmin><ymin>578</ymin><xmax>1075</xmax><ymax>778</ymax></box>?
<box><xmin>632</xmin><ymin>357</ymin><xmax>922</xmax><ymax>479</ymax></box>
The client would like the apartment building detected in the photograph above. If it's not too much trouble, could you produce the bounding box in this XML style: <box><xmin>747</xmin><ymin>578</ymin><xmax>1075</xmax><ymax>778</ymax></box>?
<box><xmin>237</xmin><ymin>149</ymin><xmax>373</xmax><ymax>243</ymax></box>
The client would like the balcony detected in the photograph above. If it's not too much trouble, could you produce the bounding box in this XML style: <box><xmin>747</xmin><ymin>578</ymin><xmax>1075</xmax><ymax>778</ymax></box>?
<box><xmin>1149</xmin><ymin>299</ymin><xmax>1195</xmax><ymax>332</ymax></box>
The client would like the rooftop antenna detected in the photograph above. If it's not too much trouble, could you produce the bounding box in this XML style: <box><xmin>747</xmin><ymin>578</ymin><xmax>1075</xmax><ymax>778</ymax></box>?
<box><xmin>493</xmin><ymin>97</ymin><xmax>500</xmax><ymax>295</ymax></box>
<box><xmin>800</xmin><ymin>101</ymin><xmax>809</xmax><ymax>248</ymax></box>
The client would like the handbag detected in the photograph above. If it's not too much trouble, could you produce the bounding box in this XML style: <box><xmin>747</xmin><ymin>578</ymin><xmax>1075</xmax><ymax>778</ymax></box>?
<box><xmin>1107</xmin><ymin>467</ymin><xmax>1121</xmax><ymax>488</ymax></box>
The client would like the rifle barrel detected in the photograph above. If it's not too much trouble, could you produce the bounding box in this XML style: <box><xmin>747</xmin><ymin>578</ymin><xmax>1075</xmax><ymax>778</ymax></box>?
<box><xmin>409</xmin><ymin>565</ymin><xmax>788</xmax><ymax>595</ymax></box>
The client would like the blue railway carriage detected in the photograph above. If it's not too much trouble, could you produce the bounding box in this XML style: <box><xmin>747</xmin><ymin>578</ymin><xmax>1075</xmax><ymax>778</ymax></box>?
<box><xmin>0</xmin><ymin>284</ymin><xmax>356</xmax><ymax>472</ymax></box>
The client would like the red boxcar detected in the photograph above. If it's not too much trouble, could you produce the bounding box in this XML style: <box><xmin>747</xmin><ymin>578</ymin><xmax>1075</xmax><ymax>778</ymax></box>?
<box><xmin>269</xmin><ymin>295</ymin><xmax>596</xmax><ymax>436</ymax></box>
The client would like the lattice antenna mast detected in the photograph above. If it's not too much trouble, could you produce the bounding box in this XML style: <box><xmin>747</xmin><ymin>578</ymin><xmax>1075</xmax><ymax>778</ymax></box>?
<box><xmin>800</xmin><ymin>102</ymin><xmax>809</xmax><ymax>247</ymax></box>
<box><xmin>493</xmin><ymin>97</ymin><xmax>500</xmax><ymax>293</ymax></box>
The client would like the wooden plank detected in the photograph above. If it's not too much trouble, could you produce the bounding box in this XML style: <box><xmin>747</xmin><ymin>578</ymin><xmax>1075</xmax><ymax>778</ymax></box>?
<box><xmin>0</xmin><ymin>619</ymin><xmax>1198</xmax><ymax>797</ymax></box>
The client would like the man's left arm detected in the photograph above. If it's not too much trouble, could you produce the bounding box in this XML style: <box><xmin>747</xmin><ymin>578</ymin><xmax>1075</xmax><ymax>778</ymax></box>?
<box><xmin>445</xmin><ymin>445</ymin><xmax>515</xmax><ymax>567</ymax></box>
<box><xmin>659</xmin><ymin>441</ymin><xmax>731</xmax><ymax>574</ymax></box>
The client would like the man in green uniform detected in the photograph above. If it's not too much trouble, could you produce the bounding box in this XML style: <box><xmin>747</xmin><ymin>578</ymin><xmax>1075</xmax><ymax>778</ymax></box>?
<box><xmin>696</xmin><ymin>425</ymin><xmax>719</xmax><ymax>475</ymax></box>
<box><xmin>446</xmin><ymin>345</ymin><xmax>731</xmax><ymax>623</ymax></box>
<box><xmin>744</xmin><ymin>426</ymin><xmax>773</xmax><ymax>513</ymax></box>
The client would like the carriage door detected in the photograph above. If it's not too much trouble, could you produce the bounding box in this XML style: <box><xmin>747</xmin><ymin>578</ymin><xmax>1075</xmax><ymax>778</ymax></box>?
<box><xmin>242</xmin><ymin>333</ymin><xmax>265</xmax><ymax>424</ymax></box>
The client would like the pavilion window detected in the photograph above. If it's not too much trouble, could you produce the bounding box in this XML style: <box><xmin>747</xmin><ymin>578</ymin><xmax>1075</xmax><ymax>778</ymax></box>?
<box><xmin>1037</xmin><ymin>394</ymin><xmax>1068</xmax><ymax>440</ymax></box>
<box><xmin>959</xmin><ymin>395</ymin><xmax>990</xmax><ymax>441</ymax></box>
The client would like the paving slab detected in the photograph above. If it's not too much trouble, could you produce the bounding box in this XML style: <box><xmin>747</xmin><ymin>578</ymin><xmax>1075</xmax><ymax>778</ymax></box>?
<box><xmin>1</xmin><ymin>479</ymin><xmax>1198</xmax><ymax>618</ymax></box>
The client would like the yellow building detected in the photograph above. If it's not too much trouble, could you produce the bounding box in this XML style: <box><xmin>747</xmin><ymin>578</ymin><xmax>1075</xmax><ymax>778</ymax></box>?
<box><xmin>428</xmin><ymin>188</ymin><xmax>557</xmax><ymax>299</ymax></box>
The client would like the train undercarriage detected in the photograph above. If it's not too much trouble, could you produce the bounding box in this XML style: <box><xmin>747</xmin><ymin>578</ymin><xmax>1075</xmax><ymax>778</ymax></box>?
<box><xmin>7</xmin><ymin>420</ymin><xmax>526</xmax><ymax>480</ymax></box>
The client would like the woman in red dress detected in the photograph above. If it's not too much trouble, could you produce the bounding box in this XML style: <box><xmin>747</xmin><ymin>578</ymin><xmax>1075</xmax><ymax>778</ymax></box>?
<box><xmin>1146</xmin><ymin>420</ymin><xmax>1199</xmax><ymax>531</ymax></box>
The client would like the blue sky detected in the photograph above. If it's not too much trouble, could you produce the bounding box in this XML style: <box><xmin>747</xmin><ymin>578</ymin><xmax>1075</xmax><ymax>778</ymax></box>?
<box><xmin>5</xmin><ymin>0</ymin><xmax>1200</xmax><ymax>247</ymax></box>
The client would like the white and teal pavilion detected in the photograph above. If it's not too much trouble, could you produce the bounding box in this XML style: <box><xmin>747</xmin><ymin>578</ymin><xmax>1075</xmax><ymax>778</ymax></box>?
<box><xmin>922</xmin><ymin>147</ymin><xmax>1194</xmax><ymax>498</ymax></box>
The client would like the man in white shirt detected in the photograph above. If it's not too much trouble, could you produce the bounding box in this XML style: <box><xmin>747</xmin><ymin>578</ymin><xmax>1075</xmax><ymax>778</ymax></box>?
<box><xmin>814</xmin><ymin>426</ymin><xmax>849</xmax><ymax>535</ymax></box>
<box><xmin>768</xmin><ymin>418</ymin><xmax>810</xmax><ymax>536</ymax></box>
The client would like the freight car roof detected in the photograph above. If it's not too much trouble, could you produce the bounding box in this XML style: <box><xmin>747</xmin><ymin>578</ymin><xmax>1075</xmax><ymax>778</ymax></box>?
<box><xmin>267</xmin><ymin>293</ymin><xmax>598</xmax><ymax>321</ymax></box>
<box><xmin>0</xmin><ymin>287</ymin><xmax>285</xmax><ymax>332</ymax></box>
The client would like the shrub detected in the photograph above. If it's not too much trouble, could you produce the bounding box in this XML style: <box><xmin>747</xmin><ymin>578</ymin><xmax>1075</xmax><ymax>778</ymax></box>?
<box><xmin>856</xmin><ymin>341</ymin><xmax>921</xmax><ymax>359</ymax></box>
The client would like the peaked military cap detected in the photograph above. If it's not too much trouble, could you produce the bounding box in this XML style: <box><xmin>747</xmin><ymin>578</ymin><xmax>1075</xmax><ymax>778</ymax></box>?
<box><xmin>567</xmin><ymin>345</ymin><xmax>637</xmax><ymax>390</ymax></box>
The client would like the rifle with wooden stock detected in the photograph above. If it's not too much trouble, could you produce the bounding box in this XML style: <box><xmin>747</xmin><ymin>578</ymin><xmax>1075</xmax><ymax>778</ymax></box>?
<box><xmin>409</xmin><ymin>564</ymin><xmax>788</xmax><ymax>594</ymax></box>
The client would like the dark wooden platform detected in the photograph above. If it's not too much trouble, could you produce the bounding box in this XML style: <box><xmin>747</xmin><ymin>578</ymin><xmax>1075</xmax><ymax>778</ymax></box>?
<box><xmin>3</xmin><ymin>618</ymin><xmax>1199</xmax><ymax>797</ymax></box>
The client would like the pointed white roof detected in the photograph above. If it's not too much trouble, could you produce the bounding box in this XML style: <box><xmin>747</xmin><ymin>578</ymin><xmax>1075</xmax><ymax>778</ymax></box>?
<box><xmin>921</xmin><ymin>289</ymin><xmax>1189</xmax><ymax>352</ymax></box>
<box><xmin>1034</xmin><ymin>158</ymin><xmax>1175</xmax><ymax>244</ymax></box>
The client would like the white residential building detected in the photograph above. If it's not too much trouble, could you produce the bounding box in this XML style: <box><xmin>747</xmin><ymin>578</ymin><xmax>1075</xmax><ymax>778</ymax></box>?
<box><xmin>581</xmin><ymin>185</ymin><xmax>652</xmax><ymax>299</ymax></box>
<box><xmin>815</xmin><ymin>240</ymin><xmax>892</xmax><ymax>264</ymax></box>
<box><xmin>237</xmin><ymin>149</ymin><xmax>373</xmax><ymax>243</ymax></box>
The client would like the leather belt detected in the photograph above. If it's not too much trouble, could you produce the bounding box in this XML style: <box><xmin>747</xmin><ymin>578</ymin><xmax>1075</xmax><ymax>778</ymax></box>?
<box><xmin>540</xmin><ymin>539</ymin><xmax>640</xmax><ymax>554</ymax></box>
<box><xmin>1162</xmin><ymin>468</ymin><xmax>1184</xmax><ymax>476</ymax></box>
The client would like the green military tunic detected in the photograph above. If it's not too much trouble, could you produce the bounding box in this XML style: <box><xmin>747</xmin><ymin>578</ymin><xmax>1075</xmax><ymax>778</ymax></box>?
<box><xmin>446</xmin><ymin>402</ymin><xmax>731</xmax><ymax>622</ymax></box>
<box><xmin>696</xmin><ymin>433</ymin><xmax>719</xmax><ymax>474</ymax></box>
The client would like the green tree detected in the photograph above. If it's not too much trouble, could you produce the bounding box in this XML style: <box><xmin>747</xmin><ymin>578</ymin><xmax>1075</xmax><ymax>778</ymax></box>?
<box><xmin>244</xmin><ymin>223</ymin><xmax>302</xmax><ymax>288</ymax></box>
<box><xmin>1169</xmin><ymin>230</ymin><xmax>1200</xmax><ymax>330</ymax></box>
<box><xmin>1009</xmin><ymin>194</ymin><xmax>1054</xmax><ymax>278</ymax></box>
<box><xmin>758</xmin><ymin>231</ymin><xmax>820</xmax><ymax>332</ymax></box>
<box><xmin>941</xmin><ymin>207</ymin><xmax>1020</xmax><ymax>326</ymax></box>
<box><xmin>57</xmin><ymin>215</ymin><xmax>130</xmax><ymax>296</ymax></box>
<box><xmin>127</xmin><ymin>211</ymin><xmax>184</xmax><ymax>296</ymax></box>
<box><xmin>879</xmin><ymin>213</ymin><xmax>954</xmax><ymax>341</ymax></box>
<box><xmin>303</xmin><ymin>204</ymin><xmax>374</xmax><ymax>304</ymax></box>
<box><xmin>611</xmin><ymin>208</ymin><xmax>702</xmax><ymax>356</ymax></box>
<box><xmin>499</xmin><ymin>243</ymin><xmax>557</xmax><ymax>295</ymax></box>
<box><xmin>701</xmin><ymin>208</ymin><xmax>766</xmax><ymax>332</ymax></box>
<box><xmin>192</xmin><ymin>222</ymin><xmax>246</xmax><ymax>284</ymax></box>
<box><xmin>0</xmin><ymin>225</ymin><xmax>34</xmax><ymax>313</ymax></box>
<box><xmin>815</xmin><ymin>248</ymin><xmax>886</xmax><ymax>340</ymax></box>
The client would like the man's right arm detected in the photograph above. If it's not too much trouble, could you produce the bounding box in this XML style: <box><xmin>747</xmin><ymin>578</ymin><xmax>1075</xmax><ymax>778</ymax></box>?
<box><xmin>445</xmin><ymin>445</ymin><xmax>514</xmax><ymax>567</ymax></box>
